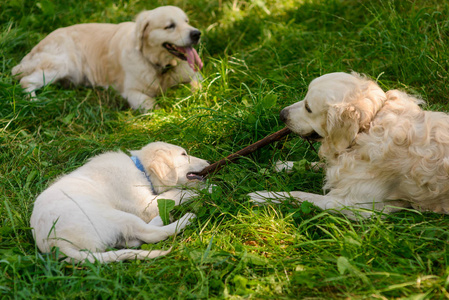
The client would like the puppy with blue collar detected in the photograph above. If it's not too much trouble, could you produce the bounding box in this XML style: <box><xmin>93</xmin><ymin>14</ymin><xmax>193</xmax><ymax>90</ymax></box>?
<box><xmin>30</xmin><ymin>142</ymin><xmax>209</xmax><ymax>263</ymax></box>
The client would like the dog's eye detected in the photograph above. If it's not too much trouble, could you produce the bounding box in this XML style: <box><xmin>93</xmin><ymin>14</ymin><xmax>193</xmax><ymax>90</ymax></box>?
<box><xmin>182</xmin><ymin>152</ymin><xmax>188</xmax><ymax>156</ymax></box>
<box><xmin>165</xmin><ymin>23</ymin><xmax>176</xmax><ymax>30</ymax></box>
<box><xmin>305</xmin><ymin>102</ymin><xmax>312</xmax><ymax>113</ymax></box>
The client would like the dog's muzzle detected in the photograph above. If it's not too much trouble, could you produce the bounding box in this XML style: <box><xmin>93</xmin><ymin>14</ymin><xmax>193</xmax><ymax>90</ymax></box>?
<box><xmin>279</xmin><ymin>107</ymin><xmax>322</xmax><ymax>141</ymax></box>
<box><xmin>190</xmin><ymin>30</ymin><xmax>201</xmax><ymax>44</ymax></box>
<box><xmin>280</xmin><ymin>108</ymin><xmax>289</xmax><ymax>123</ymax></box>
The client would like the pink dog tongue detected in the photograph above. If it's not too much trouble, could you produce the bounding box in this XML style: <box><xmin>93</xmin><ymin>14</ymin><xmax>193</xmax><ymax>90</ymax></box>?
<box><xmin>181</xmin><ymin>46</ymin><xmax>203</xmax><ymax>71</ymax></box>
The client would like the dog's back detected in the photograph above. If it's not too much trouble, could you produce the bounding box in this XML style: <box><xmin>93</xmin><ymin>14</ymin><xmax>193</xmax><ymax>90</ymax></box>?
<box><xmin>30</xmin><ymin>151</ymin><xmax>162</xmax><ymax>262</ymax></box>
<box><xmin>12</xmin><ymin>22</ymin><xmax>132</xmax><ymax>89</ymax></box>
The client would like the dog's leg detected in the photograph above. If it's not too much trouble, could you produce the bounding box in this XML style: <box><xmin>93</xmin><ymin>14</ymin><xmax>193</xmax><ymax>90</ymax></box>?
<box><xmin>123</xmin><ymin>90</ymin><xmax>156</xmax><ymax>111</ymax></box>
<box><xmin>275</xmin><ymin>160</ymin><xmax>324</xmax><ymax>173</ymax></box>
<box><xmin>154</xmin><ymin>189</ymin><xmax>199</xmax><ymax>206</ymax></box>
<box><xmin>249</xmin><ymin>191</ymin><xmax>337</xmax><ymax>209</ymax></box>
<box><xmin>132</xmin><ymin>212</ymin><xmax>196</xmax><ymax>243</ymax></box>
<box><xmin>188</xmin><ymin>72</ymin><xmax>203</xmax><ymax>92</ymax></box>
<box><xmin>169</xmin><ymin>62</ymin><xmax>203</xmax><ymax>91</ymax></box>
<box><xmin>248</xmin><ymin>191</ymin><xmax>373</xmax><ymax>219</ymax></box>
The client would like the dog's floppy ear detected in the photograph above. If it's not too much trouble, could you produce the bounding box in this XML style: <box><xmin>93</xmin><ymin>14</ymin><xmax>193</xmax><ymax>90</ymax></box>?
<box><xmin>325</xmin><ymin>76</ymin><xmax>387</xmax><ymax>153</ymax></box>
<box><xmin>345</xmin><ymin>73</ymin><xmax>387</xmax><ymax>130</ymax></box>
<box><xmin>326</xmin><ymin>103</ymin><xmax>361</xmax><ymax>152</ymax></box>
<box><xmin>147</xmin><ymin>150</ymin><xmax>178</xmax><ymax>188</ymax></box>
<box><xmin>135</xmin><ymin>11</ymin><xmax>152</xmax><ymax>52</ymax></box>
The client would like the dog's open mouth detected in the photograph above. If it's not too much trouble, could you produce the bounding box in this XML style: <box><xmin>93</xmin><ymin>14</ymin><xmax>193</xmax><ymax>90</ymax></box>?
<box><xmin>163</xmin><ymin>43</ymin><xmax>203</xmax><ymax>72</ymax></box>
<box><xmin>186</xmin><ymin>172</ymin><xmax>205</xmax><ymax>181</ymax></box>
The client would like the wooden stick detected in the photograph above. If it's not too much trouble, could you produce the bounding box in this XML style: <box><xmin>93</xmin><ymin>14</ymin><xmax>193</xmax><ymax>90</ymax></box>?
<box><xmin>193</xmin><ymin>127</ymin><xmax>292</xmax><ymax>177</ymax></box>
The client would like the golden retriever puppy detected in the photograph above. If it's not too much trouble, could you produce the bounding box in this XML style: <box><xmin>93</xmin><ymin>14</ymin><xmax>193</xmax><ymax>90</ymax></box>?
<box><xmin>30</xmin><ymin>142</ymin><xmax>209</xmax><ymax>263</ymax></box>
<box><xmin>250</xmin><ymin>72</ymin><xmax>449</xmax><ymax>219</ymax></box>
<box><xmin>12</xmin><ymin>6</ymin><xmax>203</xmax><ymax>111</ymax></box>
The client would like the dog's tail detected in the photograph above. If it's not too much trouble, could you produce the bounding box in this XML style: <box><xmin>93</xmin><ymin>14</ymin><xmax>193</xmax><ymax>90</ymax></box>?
<box><xmin>60</xmin><ymin>247</ymin><xmax>172</xmax><ymax>263</ymax></box>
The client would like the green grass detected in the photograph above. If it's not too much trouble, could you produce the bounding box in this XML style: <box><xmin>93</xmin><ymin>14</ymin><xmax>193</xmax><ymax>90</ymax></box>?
<box><xmin>1</xmin><ymin>0</ymin><xmax>449</xmax><ymax>298</ymax></box>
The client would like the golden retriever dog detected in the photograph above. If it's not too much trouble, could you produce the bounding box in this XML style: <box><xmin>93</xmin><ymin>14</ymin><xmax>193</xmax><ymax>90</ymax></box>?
<box><xmin>30</xmin><ymin>142</ymin><xmax>209</xmax><ymax>263</ymax></box>
<box><xmin>249</xmin><ymin>72</ymin><xmax>449</xmax><ymax>219</ymax></box>
<box><xmin>12</xmin><ymin>6</ymin><xmax>203</xmax><ymax>111</ymax></box>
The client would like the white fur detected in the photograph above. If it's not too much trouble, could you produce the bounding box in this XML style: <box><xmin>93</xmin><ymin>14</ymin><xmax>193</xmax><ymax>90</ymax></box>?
<box><xmin>12</xmin><ymin>6</ymin><xmax>202</xmax><ymax>111</ymax></box>
<box><xmin>250</xmin><ymin>72</ymin><xmax>449</xmax><ymax>219</ymax></box>
<box><xmin>30</xmin><ymin>142</ymin><xmax>209</xmax><ymax>263</ymax></box>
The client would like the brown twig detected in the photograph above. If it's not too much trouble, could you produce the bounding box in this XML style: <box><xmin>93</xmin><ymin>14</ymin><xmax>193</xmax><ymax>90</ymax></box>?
<box><xmin>193</xmin><ymin>127</ymin><xmax>292</xmax><ymax>177</ymax></box>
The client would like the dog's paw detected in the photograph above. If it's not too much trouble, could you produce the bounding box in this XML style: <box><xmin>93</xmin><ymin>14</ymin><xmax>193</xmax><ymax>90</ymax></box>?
<box><xmin>180</xmin><ymin>190</ymin><xmax>199</xmax><ymax>202</ymax></box>
<box><xmin>175</xmin><ymin>212</ymin><xmax>197</xmax><ymax>231</ymax></box>
<box><xmin>190</xmin><ymin>80</ymin><xmax>202</xmax><ymax>92</ymax></box>
<box><xmin>192</xmin><ymin>183</ymin><xmax>217</xmax><ymax>194</ymax></box>
<box><xmin>182</xmin><ymin>212</ymin><xmax>197</xmax><ymax>221</ymax></box>
<box><xmin>310</xmin><ymin>161</ymin><xmax>325</xmax><ymax>171</ymax></box>
<box><xmin>275</xmin><ymin>160</ymin><xmax>325</xmax><ymax>173</ymax></box>
<box><xmin>205</xmin><ymin>184</ymin><xmax>218</xmax><ymax>194</ymax></box>
<box><xmin>275</xmin><ymin>160</ymin><xmax>295</xmax><ymax>173</ymax></box>
<box><xmin>248</xmin><ymin>191</ymin><xmax>283</xmax><ymax>204</ymax></box>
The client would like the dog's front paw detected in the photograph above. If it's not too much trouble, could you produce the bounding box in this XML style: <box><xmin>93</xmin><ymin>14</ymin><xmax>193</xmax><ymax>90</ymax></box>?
<box><xmin>248</xmin><ymin>191</ymin><xmax>283</xmax><ymax>204</ymax></box>
<box><xmin>205</xmin><ymin>184</ymin><xmax>218</xmax><ymax>194</ymax></box>
<box><xmin>180</xmin><ymin>190</ymin><xmax>199</xmax><ymax>202</ymax></box>
<box><xmin>190</xmin><ymin>80</ymin><xmax>202</xmax><ymax>92</ymax></box>
<box><xmin>275</xmin><ymin>160</ymin><xmax>295</xmax><ymax>173</ymax></box>
<box><xmin>174</xmin><ymin>212</ymin><xmax>197</xmax><ymax>231</ymax></box>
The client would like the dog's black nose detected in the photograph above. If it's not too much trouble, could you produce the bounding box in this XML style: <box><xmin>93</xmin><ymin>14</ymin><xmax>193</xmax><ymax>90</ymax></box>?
<box><xmin>280</xmin><ymin>108</ymin><xmax>288</xmax><ymax>123</ymax></box>
<box><xmin>190</xmin><ymin>30</ymin><xmax>201</xmax><ymax>44</ymax></box>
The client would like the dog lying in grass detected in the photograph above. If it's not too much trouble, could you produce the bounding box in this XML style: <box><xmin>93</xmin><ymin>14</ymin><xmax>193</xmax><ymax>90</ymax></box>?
<box><xmin>12</xmin><ymin>6</ymin><xmax>203</xmax><ymax>111</ymax></box>
<box><xmin>250</xmin><ymin>72</ymin><xmax>449</xmax><ymax>219</ymax></box>
<box><xmin>30</xmin><ymin>142</ymin><xmax>209</xmax><ymax>263</ymax></box>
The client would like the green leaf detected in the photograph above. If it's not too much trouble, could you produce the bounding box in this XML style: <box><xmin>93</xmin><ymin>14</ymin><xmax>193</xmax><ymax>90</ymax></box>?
<box><xmin>61</xmin><ymin>113</ymin><xmax>75</xmax><ymax>125</ymax></box>
<box><xmin>233</xmin><ymin>275</ymin><xmax>254</xmax><ymax>295</ymax></box>
<box><xmin>293</xmin><ymin>159</ymin><xmax>311</xmax><ymax>174</ymax></box>
<box><xmin>300</xmin><ymin>201</ymin><xmax>313</xmax><ymax>214</ymax></box>
<box><xmin>24</xmin><ymin>170</ymin><xmax>38</xmax><ymax>190</ymax></box>
<box><xmin>241</xmin><ymin>253</ymin><xmax>268</xmax><ymax>266</ymax></box>
<box><xmin>241</xmin><ymin>96</ymin><xmax>252</xmax><ymax>107</ymax></box>
<box><xmin>337</xmin><ymin>256</ymin><xmax>352</xmax><ymax>275</ymax></box>
<box><xmin>337</xmin><ymin>256</ymin><xmax>370</xmax><ymax>284</ymax></box>
<box><xmin>157</xmin><ymin>199</ymin><xmax>176</xmax><ymax>225</ymax></box>
<box><xmin>36</xmin><ymin>0</ymin><xmax>55</xmax><ymax>15</ymax></box>
<box><xmin>260</xmin><ymin>94</ymin><xmax>277</xmax><ymax>109</ymax></box>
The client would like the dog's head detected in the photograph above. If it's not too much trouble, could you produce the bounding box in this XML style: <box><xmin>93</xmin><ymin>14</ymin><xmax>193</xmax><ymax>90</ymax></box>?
<box><xmin>135</xmin><ymin>6</ymin><xmax>203</xmax><ymax>71</ymax></box>
<box><xmin>280</xmin><ymin>72</ymin><xmax>387</xmax><ymax>154</ymax></box>
<box><xmin>132</xmin><ymin>142</ymin><xmax>209</xmax><ymax>193</ymax></box>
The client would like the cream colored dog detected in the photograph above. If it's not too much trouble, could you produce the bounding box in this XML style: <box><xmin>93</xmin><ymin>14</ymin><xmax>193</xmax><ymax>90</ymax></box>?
<box><xmin>30</xmin><ymin>142</ymin><xmax>209</xmax><ymax>263</ymax></box>
<box><xmin>12</xmin><ymin>6</ymin><xmax>203</xmax><ymax>111</ymax></box>
<box><xmin>250</xmin><ymin>72</ymin><xmax>449</xmax><ymax>219</ymax></box>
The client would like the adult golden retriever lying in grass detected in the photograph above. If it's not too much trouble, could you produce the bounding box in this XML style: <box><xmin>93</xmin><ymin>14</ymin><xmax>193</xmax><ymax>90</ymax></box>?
<box><xmin>30</xmin><ymin>142</ymin><xmax>209</xmax><ymax>263</ymax></box>
<box><xmin>12</xmin><ymin>6</ymin><xmax>203</xmax><ymax>111</ymax></box>
<box><xmin>250</xmin><ymin>72</ymin><xmax>449</xmax><ymax>219</ymax></box>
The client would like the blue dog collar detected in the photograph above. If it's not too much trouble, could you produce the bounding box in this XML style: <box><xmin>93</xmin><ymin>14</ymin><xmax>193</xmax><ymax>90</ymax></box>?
<box><xmin>130</xmin><ymin>156</ymin><xmax>157</xmax><ymax>194</ymax></box>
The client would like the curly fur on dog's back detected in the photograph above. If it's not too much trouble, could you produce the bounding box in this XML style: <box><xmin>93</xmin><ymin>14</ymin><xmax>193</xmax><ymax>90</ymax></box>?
<box><xmin>346</xmin><ymin>90</ymin><xmax>449</xmax><ymax>212</ymax></box>
<box><xmin>321</xmin><ymin>74</ymin><xmax>449</xmax><ymax>214</ymax></box>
